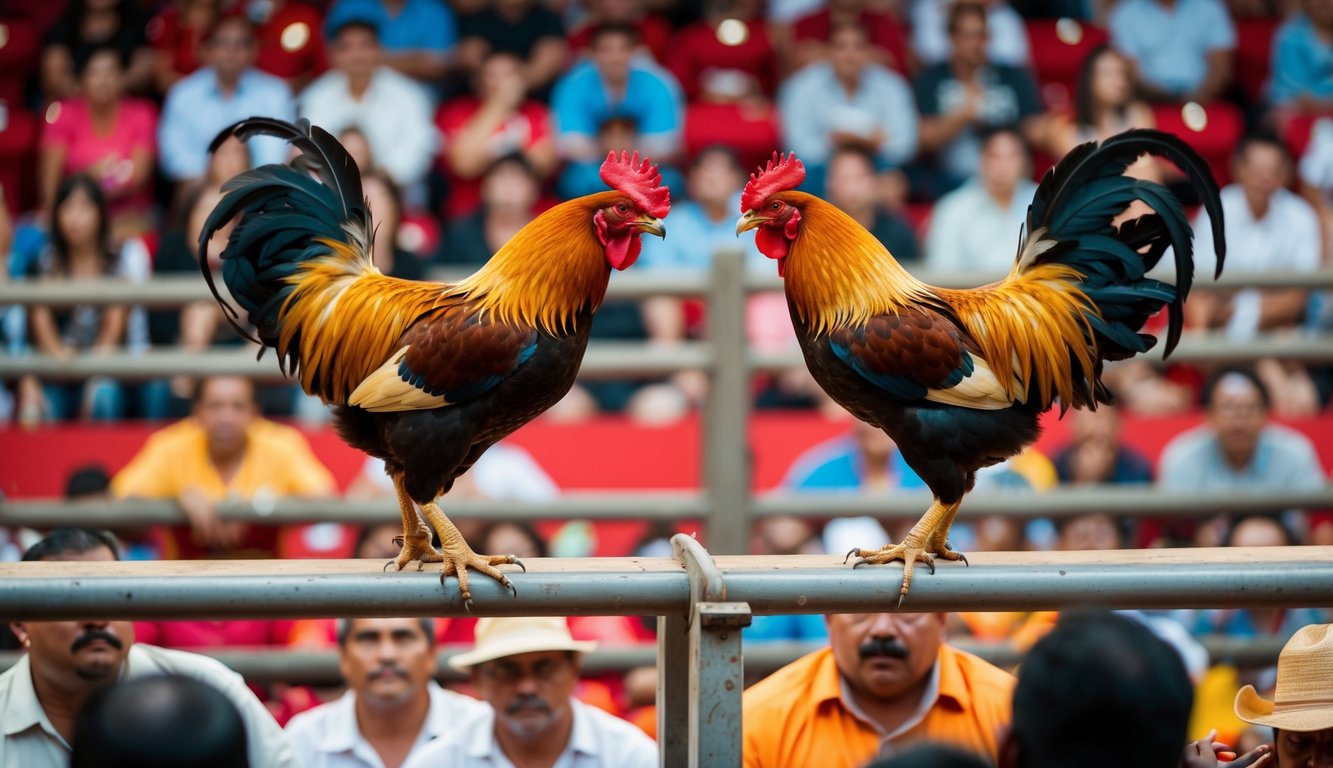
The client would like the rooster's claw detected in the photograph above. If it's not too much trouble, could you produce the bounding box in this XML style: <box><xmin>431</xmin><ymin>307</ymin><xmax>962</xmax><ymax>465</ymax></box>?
<box><xmin>509</xmin><ymin>556</ymin><xmax>527</xmax><ymax>574</ymax></box>
<box><xmin>844</xmin><ymin>547</ymin><xmax>860</xmax><ymax>565</ymax></box>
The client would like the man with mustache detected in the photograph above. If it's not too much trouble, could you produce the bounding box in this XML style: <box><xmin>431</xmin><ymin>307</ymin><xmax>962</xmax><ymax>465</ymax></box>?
<box><xmin>402</xmin><ymin>616</ymin><xmax>656</xmax><ymax>768</ymax></box>
<box><xmin>742</xmin><ymin>612</ymin><xmax>1015</xmax><ymax>766</ymax></box>
<box><xmin>284</xmin><ymin>618</ymin><xmax>486</xmax><ymax>768</ymax></box>
<box><xmin>0</xmin><ymin>527</ymin><xmax>297</xmax><ymax>767</ymax></box>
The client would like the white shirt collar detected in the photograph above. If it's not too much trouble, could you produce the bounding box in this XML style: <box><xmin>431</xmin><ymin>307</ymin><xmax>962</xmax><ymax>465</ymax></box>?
<box><xmin>315</xmin><ymin>681</ymin><xmax>467</xmax><ymax>756</ymax></box>
<box><xmin>837</xmin><ymin>661</ymin><xmax>942</xmax><ymax>744</ymax></box>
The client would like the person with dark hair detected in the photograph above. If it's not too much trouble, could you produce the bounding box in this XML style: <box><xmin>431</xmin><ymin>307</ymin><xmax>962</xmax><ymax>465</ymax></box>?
<box><xmin>867</xmin><ymin>743</ymin><xmax>993</xmax><ymax>768</ymax></box>
<box><xmin>455</xmin><ymin>0</ymin><xmax>568</xmax><ymax>95</ymax></box>
<box><xmin>1108</xmin><ymin>0</ymin><xmax>1235</xmax><ymax>105</ymax></box>
<box><xmin>742</xmin><ymin>611</ymin><xmax>1015</xmax><ymax>766</ymax></box>
<box><xmin>285</xmin><ymin>617</ymin><xmax>484</xmax><ymax>768</ymax></box>
<box><xmin>1158</xmin><ymin>368</ymin><xmax>1327</xmax><ymax>547</ymax></box>
<box><xmin>63</xmin><ymin>464</ymin><xmax>112</xmax><ymax>501</ymax></box>
<box><xmin>326</xmin><ymin>0</ymin><xmax>458</xmax><ymax>84</ymax></box>
<box><xmin>0</xmin><ymin>528</ymin><xmax>297</xmax><ymax>767</ymax></box>
<box><xmin>998</xmin><ymin>611</ymin><xmax>1194</xmax><ymax>768</ymax></box>
<box><xmin>71</xmin><ymin>674</ymin><xmax>250</xmax><ymax>768</ymax></box>
<box><xmin>1046</xmin><ymin>45</ymin><xmax>1162</xmax><ymax>182</ymax></box>
<box><xmin>40</xmin><ymin>0</ymin><xmax>155</xmax><ymax>101</ymax></box>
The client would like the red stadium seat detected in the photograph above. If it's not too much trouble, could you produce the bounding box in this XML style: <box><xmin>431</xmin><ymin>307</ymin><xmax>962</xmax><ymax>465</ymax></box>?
<box><xmin>1024</xmin><ymin>18</ymin><xmax>1110</xmax><ymax>110</ymax></box>
<box><xmin>683</xmin><ymin>101</ymin><xmax>781</xmax><ymax>173</ymax></box>
<box><xmin>0</xmin><ymin>104</ymin><xmax>38</xmax><ymax>216</ymax></box>
<box><xmin>0</xmin><ymin>16</ymin><xmax>40</xmax><ymax>106</ymax></box>
<box><xmin>1282</xmin><ymin>111</ymin><xmax>1333</xmax><ymax>160</ymax></box>
<box><xmin>1151</xmin><ymin>101</ymin><xmax>1245</xmax><ymax>186</ymax></box>
<box><xmin>1233</xmin><ymin>16</ymin><xmax>1280</xmax><ymax>107</ymax></box>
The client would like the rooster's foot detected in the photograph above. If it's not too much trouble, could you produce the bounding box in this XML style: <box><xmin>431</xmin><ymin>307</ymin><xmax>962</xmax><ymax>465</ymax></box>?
<box><xmin>438</xmin><ymin>545</ymin><xmax>522</xmax><ymax>611</ymax></box>
<box><xmin>923</xmin><ymin>536</ymin><xmax>969</xmax><ymax>567</ymax></box>
<box><xmin>386</xmin><ymin>531</ymin><xmax>443</xmax><ymax>573</ymax></box>
<box><xmin>847</xmin><ymin>537</ymin><xmax>938</xmax><ymax>606</ymax></box>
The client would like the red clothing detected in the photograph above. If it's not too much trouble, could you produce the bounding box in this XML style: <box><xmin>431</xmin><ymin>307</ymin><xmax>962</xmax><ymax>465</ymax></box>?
<box><xmin>146</xmin><ymin>7</ymin><xmax>207</xmax><ymax>80</ymax></box>
<box><xmin>667</xmin><ymin>18</ymin><xmax>778</xmax><ymax>100</ymax></box>
<box><xmin>435</xmin><ymin>97</ymin><xmax>552</xmax><ymax>220</ymax></box>
<box><xmin>792</xmin><ymin>9</ymin><xmax>911</xmax><ymax>74</ymax></box>
<box><xmin>133</xmin><ymin>619</ymin><xmax>296</xmax><ymax>648</ymax></box>
<box><xmin>41</xmin><ymin>97</ymin><xmax>157</xmax><ymax>217</ymax></box>
<box><xmin>254</xmin><ymin>2</ymin><xmax>327</xmax><ymax>83</ymax></box>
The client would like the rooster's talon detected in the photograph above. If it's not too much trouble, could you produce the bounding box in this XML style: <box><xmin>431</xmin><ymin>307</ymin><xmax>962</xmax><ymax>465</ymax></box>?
<box><xmin>510</xmin><ymin>556</ymin><xmax>527</xmax><ymax>573</ymax></box>
<box><xmin>383</xmin><ymin>559</ymin><xmax>396</xmax><ymax>573</ymax></box>
<box><xmin>844</xmin><ymin>547</ymin><xmax>860</xmax><ymax>565</ymax></box>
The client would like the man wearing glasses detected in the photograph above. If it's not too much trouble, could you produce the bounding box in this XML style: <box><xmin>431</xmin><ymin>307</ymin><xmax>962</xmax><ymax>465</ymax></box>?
<box><xmin>404</xmin><ymin>616</ymin><xmax>656</xmax><ymax>768</ymax></box>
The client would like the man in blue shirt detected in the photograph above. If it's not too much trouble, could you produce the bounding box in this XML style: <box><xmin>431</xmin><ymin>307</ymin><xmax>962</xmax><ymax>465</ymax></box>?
<box><xmin>326</xmin><ymin>0</ymin><xmax>455</xmax><ymax>83</ymax></box>
<box><xmin>158</xmin><ymin>15</ymin><xmax>295</xmax><ymax>186</ymax></box>
<box><xmin>1108</xmin><ymin>0</ymin><xmax>1236</xmax><ymax>104</ymax></box>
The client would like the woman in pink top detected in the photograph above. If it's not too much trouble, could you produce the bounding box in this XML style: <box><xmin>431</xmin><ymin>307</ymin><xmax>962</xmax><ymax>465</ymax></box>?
<box><xmin>39</xmin><ymin>45</ymin><xmax>158</xmax><ymax>240</ymax></box>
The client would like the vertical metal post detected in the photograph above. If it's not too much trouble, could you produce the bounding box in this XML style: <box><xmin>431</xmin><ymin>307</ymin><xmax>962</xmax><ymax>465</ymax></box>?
<box><xmin>689</xmin><ymin>602</ymin><xmax>750</xmax><ymax>767</ymax></box>
<box><xmin>657</xmin><ymin>613</ymin><xmax>690</xmax><ymax>767</ymax></box>
<box><xmin>705</xmin><ymin>249</ymin><xmax>751</xmax><ymax>555</ymax></box>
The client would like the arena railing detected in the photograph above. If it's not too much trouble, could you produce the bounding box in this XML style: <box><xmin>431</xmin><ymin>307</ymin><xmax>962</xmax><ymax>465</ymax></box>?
<box><xmin>3</xmin><ymin>256</ymin><xmax>1333</xmax><ymax>555</ymax></box>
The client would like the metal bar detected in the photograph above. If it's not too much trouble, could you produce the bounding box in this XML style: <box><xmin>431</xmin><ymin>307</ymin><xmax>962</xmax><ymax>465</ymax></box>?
<box><xmin>673</xmin><ymin>534</ymin><xmax>727</xmax><ymax>603</ymax></box>
<box><xmin>0</xmin><ymin>636</ymin><xmax>1287</xmax><ymax>685</ymax></box>
<box><xmin>658</xmin><ymin>613</ymin><xmax>690</xmax><ymax>768</ymax></box>
<box><xmin>2</xmin><ymin>548</ymin><xmax>1330</xmax><ymax>619</ymax></box>
<box><xmin>6</xmin><ymin>271</ymin><xmax>1331</xmax><ymax>307</ymax></box>
<box><xmin>0</xmin><ymin>343</ymin><xmax>715</xmax><ymax>381</ymax></box>
<box><xmin>704</xmin><ymin>250</ymin><xmax>751</xmax><ymax>556</ymax></box>
<box><xmin>689</xmin><ymin>602</ymin><xmax>750</xmax><ymax>768</ymax></box>
<box><xmin>0</xmin><ymin>494</ymin><xmax>710</xmax><ymax>528</ymax></box>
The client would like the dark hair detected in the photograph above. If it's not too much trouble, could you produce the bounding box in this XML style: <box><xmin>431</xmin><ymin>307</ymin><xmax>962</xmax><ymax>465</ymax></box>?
<box><xmin>1011</xmin><ymin>611</ymin><xmax>1192</xmax><ymax>768</ymax></box>
<box><xmin>588</xmin><ymin>20</ymin><xmax>640</xmax><ymax>46</ymax></box>
<box><xmin>64</xmin><ymin>465</ymin><xmax>112</xmax><ymax>500</ymax></box>
<box><xmin>336</xmin><ymin>618</ymin><xmax>436</xmax><ymax>647</ymax></box>
<box><xmin>1221</xmin><ymin>514</ymin><xmax>1297</xmax><ymax>547</ymax></box>
<box><xmin>1201</xmin><ymin>367</ymin><xmax>1271</xmax><ymax>410</ymax></box>
<box><xmin>76</xmin><ymin>44</ymin><xmax>129</xmax><ymax>77</ymax></box>
<box><xmin>49</xmin><ymin>174</ymin><xmax>115</xmax><ymax>276</ymax></box>
<box><xmin>477</xmin><ymin>520</ymin><xmax>549</xmax><ymax>559</ymax></box>
<box><xmin>486</xmin><ymin>152</ymin><xmax>539</xmax><ymax>180</ymax></box>
<box><xmin>864</xmin><ymin>744</ymin><xmax>991</xmax><ymax>768</ymax></box>
<box><xmin>1074</xmin><ymin>44</ymin><xmax>1121</xmax><ymax>129</ymax></box>
<box><xmin>203</xmin><ymin>14</ymin><xmax>256</xmax><ymax>45</ymax></box>
<box><xmin>1234</xmin><ymin>130</ymin><xmax>1291</xmax><ymax>165</ymax></box>
<box><xmin>946</xmin><ymin>2</ymin><xmax>988</xmax><ymax>36</ymax></box>
<box><xmin>190</xmin><ymin>376</ymin><xmax>258</xmax><ymax>408</ymax></box>
<box><xmin>979</xmin><ymin>125</ymin><xmax>1031</xmax><ymax>161</ymax></box>
<box><xmin>330</xmin><ymin>18</ymin><xmax>380</xmax><ymax>42</ymax></box>
<box><xmin>828</xmin><ymin>143</ymin><xmax>879</xmax><ymax>172</ymax></box>
<box><xmin>71</xmin><ymin>675</ymin><xmax>250</xmax><ymax>768</ymax></box>
<box><xmin>22</xmin><ymin>527</ymin><xmax>121</xmax><ymax>562</ymax></box>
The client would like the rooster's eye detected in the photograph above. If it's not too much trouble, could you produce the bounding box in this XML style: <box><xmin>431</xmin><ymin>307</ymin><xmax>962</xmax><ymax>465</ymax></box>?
<box><xmin>770</xmin><ymin>201</ymin><xmax>782</xmax><ymax>212</ymax></box>
<box><xmin>616</xmin><ymin>203</ymin><xmax>630</xmax><ymax>214</ymax></box>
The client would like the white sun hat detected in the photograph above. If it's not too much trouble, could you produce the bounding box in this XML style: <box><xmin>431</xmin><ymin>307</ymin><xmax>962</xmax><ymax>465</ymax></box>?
<box><xmin>448</xmin><ymin>617</ymin><xmax>598</xmax><ymax>671</ymax></box>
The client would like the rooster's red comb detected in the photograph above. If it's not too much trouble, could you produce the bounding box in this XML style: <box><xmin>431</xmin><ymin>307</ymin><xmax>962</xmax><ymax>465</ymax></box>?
<box><xmin>741</xmin><ymin>151</ymin><xmax>806</xmax><ymax>213</ymax></box>
<box><xmin>600</xmin><ymin>151</ymin><xmax>670</xmax><ymax>219</ymax></box>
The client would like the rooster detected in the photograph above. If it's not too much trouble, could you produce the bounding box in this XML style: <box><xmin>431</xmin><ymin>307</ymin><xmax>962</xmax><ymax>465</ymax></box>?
<box><xmin>736</xmin><ymin>130</ymin><xmax>1224</xmax><ymax>601</ymax></box>
<box><xmin>200</xmin><ymin>118</ymin><xmax>668</xmax><ymax>606</ymax></box>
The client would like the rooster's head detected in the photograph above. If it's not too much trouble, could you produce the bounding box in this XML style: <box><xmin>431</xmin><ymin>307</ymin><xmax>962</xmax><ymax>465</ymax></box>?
<box><xmin>735</xmin><ymin>151</ymin><xmax>806</xmax><ymax>276</ymax></box>
<box><xmin>595</xmin><ymin>150</ymin><xmax>670</xmax><ymax>271</ymax></box>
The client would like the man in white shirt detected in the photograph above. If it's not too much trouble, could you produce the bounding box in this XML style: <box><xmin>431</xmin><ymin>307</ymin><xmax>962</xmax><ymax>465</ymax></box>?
<box><xmin>285</xmin><ymin>617</ymin><xmax>486</xmax><ymax>768</ymax></box>
<box><xmin>0</xmin><ymin>528</ymin><xmax>297</xmax><ymax>768</ymax></box>
<box><xmin>299</xmin><ymin>8</ymin><xmax>438</xmax><ymax>200</ymax></box>
<box><xmin>403</xmin><ymin>616</ymin><xmax>657</xmax><ymax>768</ymax></box>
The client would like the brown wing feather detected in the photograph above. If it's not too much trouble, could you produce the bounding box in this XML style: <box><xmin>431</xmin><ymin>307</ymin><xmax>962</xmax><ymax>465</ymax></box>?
<box><xmin>831</xmin><ymin>308</ymin><xmax>971</xmax><ymax>388</ymax></box>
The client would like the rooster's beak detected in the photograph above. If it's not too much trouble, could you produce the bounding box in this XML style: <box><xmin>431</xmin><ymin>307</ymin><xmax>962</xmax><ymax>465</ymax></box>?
<box><xmin>735</xmin><ymin>209</ymin><xmax>768</xmax><ymax>236</ymax></box>
<box><xmin>634</xmin><ymin>216</ymin><xmax>667</xmax><ymax>239</ymax></box>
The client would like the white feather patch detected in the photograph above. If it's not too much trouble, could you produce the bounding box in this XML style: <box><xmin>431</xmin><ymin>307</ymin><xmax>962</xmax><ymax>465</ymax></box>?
<box><xmin>924</xmin><ymin>355</ymin><xmax>1018</xmax><ymax>410</ymax></box>
<box><xmin>349</xmin><ymin>347</ymin><xmax>451</xmax><ymax>412</ymax></box>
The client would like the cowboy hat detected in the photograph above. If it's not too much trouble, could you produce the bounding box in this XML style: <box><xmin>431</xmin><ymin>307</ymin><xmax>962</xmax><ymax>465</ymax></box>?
<box><xmin>1235</xmin><ymin>623</ymin><xmax>1333</xmax><ymax>732</ymax></box>
<box><xmin>448</xmin><ymin>617</ymin><xmax>597</xmax><ymax>671</ymax></box>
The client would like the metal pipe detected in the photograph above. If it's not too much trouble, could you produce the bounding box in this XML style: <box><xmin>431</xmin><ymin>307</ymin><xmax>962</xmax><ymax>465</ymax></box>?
<box><xmin>2</xmin><ymin>549</ymin><xmax>1330</xmax><ymax>620</ymax></box>
<box><xmin>703</xmin><ymin>250</ymin><xmax>751</xmax><ymax>556</ymax></box>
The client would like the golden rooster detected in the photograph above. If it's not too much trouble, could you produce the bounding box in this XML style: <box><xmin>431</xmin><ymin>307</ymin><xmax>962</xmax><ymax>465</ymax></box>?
<box><xmin>736</xmin><ymin>131</ymin><xmax>1224</xmax><ymax>601</ymax></box>
<box><xmin>200</xmin><ymin>118</ymin><xmax>668</xmax><ymax>606</ymax></box>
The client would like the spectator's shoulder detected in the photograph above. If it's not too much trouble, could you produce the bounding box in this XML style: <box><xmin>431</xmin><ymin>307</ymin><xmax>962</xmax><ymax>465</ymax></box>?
<box><xmin>1158</xmin><ymin>424</ymin><xmax>1215</xmax><ymax>468</ymax></box>
<box><xmin>129</xmin><ymin>644</ymin><xmax>244</xmax><ymax>685</ymax></box>
<box><xmin>138</xmin><ymin>419</ymin><xmax>206</xmax><ymax>454</ymax></box>
<box><xmin>250</xmin><ymin>418</ymin><xmax>315</xmax><ymax>448</ymax></box>
<box><xmin>742</xmin><ymin>647</ymin><xmax>834</xmax><ymax>717</ymax></box>
<box><xmin>1263</xmin><ymin>423</ymin><xmax>1321</xmax><ymax>457</ymax></box>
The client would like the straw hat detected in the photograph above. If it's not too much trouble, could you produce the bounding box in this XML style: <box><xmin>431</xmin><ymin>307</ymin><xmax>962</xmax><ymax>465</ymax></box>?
<box><xmin>1235</xmin><ymin>623</ymin><xmax>1333</xmax><ymax>732</ymax></box>
<box><xmin>448</xmin><ymin>617</ymin><xmax>597</xmax><ymax>671</ymax></box>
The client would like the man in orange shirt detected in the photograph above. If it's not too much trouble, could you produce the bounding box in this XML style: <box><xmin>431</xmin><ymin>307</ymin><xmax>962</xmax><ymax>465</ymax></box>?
<box><xmin>742</xmin><ymin>611</ymin><xmax>1014</xmax><ymax>766</ymax></box>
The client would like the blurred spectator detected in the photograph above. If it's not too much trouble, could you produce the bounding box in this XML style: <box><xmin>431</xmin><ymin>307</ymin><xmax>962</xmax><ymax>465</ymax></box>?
<box><xmin>1158</xmin><ymin>368</ymin><xmax>1328</xmax><ymax>547</ymax></box>
<box><xmin>436</xmin><ymin>51</ymin><xmax>558</xmax><ymax>221</ymax></box>
<box><xmin>1055</xmin><ymin>511</ymin><xmax>1124</xmax><ymax>551</ymax></box>
<box><xmin>999</xmin><ymin>611</ymin><xmax>1194</xmax><ymax>768</ymax></box>
<box><xmin>111</xmin><ymin>375</ymin><xmax>337</xmax><ymax>559</ymax></box>
<box><xmin>1051</xmin><ymin>406</ymin><xmax>1154</xmax><ymax>486</ymax></box>
<box><xmin>787</xmin><ymin>0</ymin><xmax>910</xmax><ymax>75</ymax></box>
<box><xmin>40</xmin><ymin>0</ymin><xmax>155</xmax><ymax>102</ymax></box>
<box><xmin>158</xmin><ymin>15</ymin><xmax>295</xmax><ymax>188</ymax></box>
<box><xmin>1190</xmin><ymin>133</ymin><xmax>1323</xmax><ymax>417</ymax></box>
<box><xmin>742</xmin><ymin>611</ymin><xmax>1015</xmax><ymax>765</ymax></box>
<box><xmin>911</xmin><ymin>0</ymin><xmax>1031</xmax><ymax>69</ymax></box>
<box><xmin>71</xmin><ymin>674</ymin><xmax>251</xmax><ymax>768</ymax></box>
<box><xmin>17</xmin><ymin>175</ymin><xmax>154</xmax><ymax>424</ymax></box>
<box><xmin>913</xmin><ymin>3</ymin><xmax>1043</xmax><ymax>198</ymax></box>
<box><xmin>440</xmin><ymin>154</ymin><xmax>544</xmax><ymax>267</ymax></box>
<box><xmin>667</xmin><ymin>0</ymin><xmax>777</xmax><ymax>103</ymax></box>
<box><xmin>251</xmin><ymin>0</ymin><xmax>329</xmax><ymax>93</ymax></box>
<box><xmin>778</xmin><ymin>21</ymin><xmax>918</xmax><ymax>194</ymax></box>
<box><xmin>339</xmin><ymin>126</ymin><xmax>375</xmax><ymax>172</ymax></box>
<box><xmin>744</xmin><ymin>515</ymin><xmax>829</xmax><ymax>643</ymax></box>
<box><xmin>478</xmin><ymin>521</ymin><xmax>549</xmax><ymax>559</ymax></box>
<box><xmin>1045</xmin><ymin>45</ymin><xmax>1162</xmax><ymax>180</ymax></box>
<box><xmin>327</xmin><ymin>0</ymin><xmax>455</xmax><ymax>84</ymax></box>
<box><xmin>1233</xmin><ymin>623</ymin><xmax>1333</xmax><ymax>765</ymax></box>
<box><xmin>456</xmin><ymin>0</ymin><xmax>568</xmax><ymax>96</ymax></box>
<box><xmin>299</xmin><ymin>12</ymin><xmax>438</xmax><ymax>199</ymax></box>
<box><xmin>551</xmin><ymin>22</ymin><xmax>683</xmax><ymax>191</ymax></box>
<box><xmin>348</xmin><ymin>442</ymin><xmax>558</xmax><ymax>504</ymax></box>
<box><xmin>405</xmin><ymin>617</ymin><xmax>656</xmax><ymax>768</ymax></box>
<box><xmin>39</xmin><ymin>46</ymin><xmax>158</xmax><ymax>240</ymax></box>
<box><xmin>146</xmin><ymin>0</ymin><xmax>221</xmax><ymax>93</ymax></box>
<box><xmin>1269</xmin><ymin>0</ymin><xmax>1333</xmax><ymax>115</ymax></box>
<box><xmin>567</xmin><ymin>0</ymin><xmax>672</xmax><ymax>64</ymax></box>
<box><xmin>924</xmin><ymin>127</ymin><xmax>1037</xmax><ymax>274</ymax></box>
<box><xmin>825</xmin><ymin>146</ymin><xmax>920</xmax><ymax>263</ymax></box>
<box><xmin>0</xmin><ymin>528</ymin><xmax>298</xmax><ymax>767</ymax></box>
<box><xmin>285</xmin><ymin>618</ymin><xmax>486</xmax><ymax>768</ymax></box>
<box><xmin>64</xmin><ymin>463</ymin><xmax>111</xmax><ymax>500</ymax></box>
<box><xmin>361</xmin><ymin>168</ymin><xmax>430</xmax><ymax>280</ymax></box>
<box><xmin>1108</xmin><ymin>0</ymin><xmax>1236</xmax><ymax>105</ymax></box>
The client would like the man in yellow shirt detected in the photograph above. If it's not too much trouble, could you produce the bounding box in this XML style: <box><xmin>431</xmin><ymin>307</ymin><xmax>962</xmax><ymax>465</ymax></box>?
<box><xmin>742</xmin><ymin>611</ymin><xmax>1014</xmax><ymax>766</ymax></box>
<box><xmin>113</xmin><ymin>376</ymin><xmax>336</xmax><ymax>559</ymax></box>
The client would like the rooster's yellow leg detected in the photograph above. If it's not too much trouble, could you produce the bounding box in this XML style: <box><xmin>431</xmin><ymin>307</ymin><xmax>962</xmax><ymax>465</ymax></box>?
<box><xmin>923</xmin><ymin>501</ymin><xmax>968</xmax><ymax>564</ymax></box>
<box><xmin>847</xmin><ymin>499</ymin><xmax>954</xmax><ymax>601</ymax></box>
<box><xmin>388</xmin><ymin>474</ymin><xmax>442</xmax><ymax>571</ymax></box>
<box><xmin>418</xmin><ymin>501</ymin><xmax>523</xmax><ymax>608</ymax></box>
